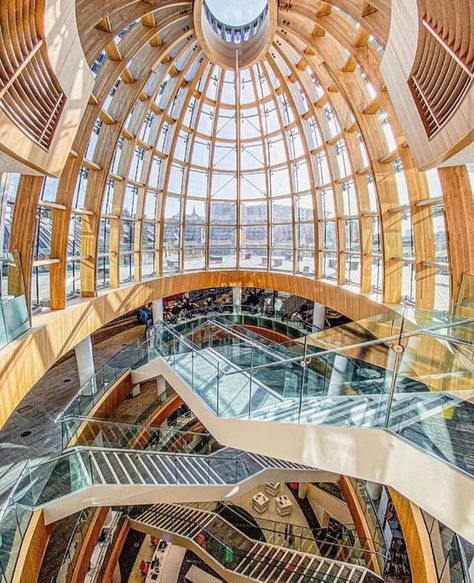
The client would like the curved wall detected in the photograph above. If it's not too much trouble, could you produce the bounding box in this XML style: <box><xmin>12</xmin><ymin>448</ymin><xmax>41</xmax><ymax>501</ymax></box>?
<box><xmin>0</xmin><ymin>270</ymin><xmax>386</xmax><ymax>429</ymax></box>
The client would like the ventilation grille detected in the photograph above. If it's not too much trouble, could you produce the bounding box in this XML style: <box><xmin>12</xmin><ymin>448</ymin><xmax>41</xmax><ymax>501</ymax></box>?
<box><xmin>408</xmin><ymin>2</ymin><xmax>473</xmax><ymax>138</ymax></box>
<box><xmin>0</xmin><ymin>0</ymin><xmax>66</xmax><ymax>150</ymax></box>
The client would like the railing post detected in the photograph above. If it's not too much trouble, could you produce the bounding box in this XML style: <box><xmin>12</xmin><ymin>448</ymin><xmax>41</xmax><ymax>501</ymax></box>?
<box><xmin>216</xmin><ymin>361</ymin><xmax>220</xmax><ymax>417</ymax></box>
<box><xmin>248</xmin><ymin>345</ymin><xmax>254</xmax><ymax>419</ymax></box>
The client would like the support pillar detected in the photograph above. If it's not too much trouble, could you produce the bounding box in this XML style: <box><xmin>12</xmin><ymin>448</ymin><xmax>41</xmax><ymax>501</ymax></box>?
<box><xmin>312</xmin><ymin>301</ymin><xmax>326</xmax><ymax>332</ymax></box>
<box><xmin>233</xmin><ymin>286</ymin><xmax>242</xmax><ymax>313</ymax></box>
<box><xmin>156</xmin><ymin>376</ymin><xmax>166</xmax><ymax>397</ymax></box>
<box><xmin>131</xmin><ymin>383</ymin><xmax>141</xmax><ymax>398</ymax></box>
<box><xmin>152</xmin><ymin>299</ymin><xmax>163</xmax><ymax>323</ymax></box>
<box><xmin>75</xmin><ymin>335</ymin><xmax>95</xmax><ymax>389</ymax></box>
<box><xmin>328</xmin><ymin>354</ymin><xmax>351</xmax><ymax>396</ymax></box>
<box><xmin>366</xmin><ymin>481</ymin><xmax>383</xmax><ymax>502</ymax></box>
<box><xmin>298</xmin><ymin>482</ymin><xmax>307</xmax><ymax>499</ymax></box>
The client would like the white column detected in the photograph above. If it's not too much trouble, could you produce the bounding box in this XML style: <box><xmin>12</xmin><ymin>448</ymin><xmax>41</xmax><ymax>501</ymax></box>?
<box><xmin>312</xmin><ymin>301</ymin><xmax>325</xmax><ymax>332</ymax></box>
<box><xmin>75</xmin><ymin>335</ymin><xmax>95</xmax><ymax>389</ymax></box>
<box><xmin>152</xmin><ymin>299</ymin><xmax>163</xmax><ymax>322</ymax></box>
<box><xmin>366</xmin><ymin>481</ymin><xmax>383</xmax><ymax>502</ymax></box>
<box><xmin>328</xmin><ymin>354</ymin><xmax>350</xmax><ymax>396</ymax></box>
<box><xmin>233</xmin><ymin>286</ymin><xmax>242</xmax><ymax>313</ymax></box>
<box><xmin>156</xmin><ymin>376</ymin><xmax>167</xmax><ymax>396</ymax></box>
<box><xmin>316</xmin><ymin>507</ymin><xmax>330</xmax><ymax>528</ymax></box>
<box><xmin>298</xmin><ymin>482</ymin><xmax>307</xmax><ymax>499</ymax></box>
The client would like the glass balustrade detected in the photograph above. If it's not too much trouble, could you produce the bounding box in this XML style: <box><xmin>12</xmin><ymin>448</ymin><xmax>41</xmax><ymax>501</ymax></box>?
<box><xmin>1</xmin><ymin>304</ymin><xmax>471</xmax><ymax>582</ymax></box>
<box><xmin>422</xmin><ymin>511</ymin><xmax>472</xmax><ymax>583</ymax></box>
<box><xmin>49</xmin><ymin>507</ymin><xmax>95</xmax><ymax>583</ymax></box>
<box><xmin>0</xmin><ymin>444</ymin><xmax>266</xmax><ymax>581</ymax></box>
<box><xmin>183</xmin><ymin>500</ymin><xmax>387</xmax><ymax>568</ymax></box>
<box><xmin>171</xmin><ymin>306</ymin><xmax>311</xmax><ymax>338</ymax></box>
<box><xmin>149</xmin><ymin>312</ymin><xmax>473</xmax><ymax>478</ymax></box>
<box><xmin>57</xmin><ymin>304</ymin><xmax>473</xmax><ymax>479</ymax></box>
<box><xmin>125</xmin><ymin>503</ymin><xmax>382</xmax><ymax>582</ymax></box>
<box><xmin>61</xmin><ymin>417</ymin><xmax>220</xmax><ymax>456</ymax></box>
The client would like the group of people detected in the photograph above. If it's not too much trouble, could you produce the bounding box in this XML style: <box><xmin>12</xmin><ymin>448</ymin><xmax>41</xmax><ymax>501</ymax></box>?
<box><xmin>136</xmin><ymin>289</ymin><xmax>317</xmax><ymax>331</ymax></box>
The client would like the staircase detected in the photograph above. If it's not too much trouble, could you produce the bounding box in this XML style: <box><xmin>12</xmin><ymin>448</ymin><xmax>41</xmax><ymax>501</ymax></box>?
<box><xmin>131</xmin><ymin>503</ymin><xmax>382</xmax><ymax>583</ymax></box>
<box><xmin>163</xmin><ymin>347</ymin><xmax>464</xmax><ymax>431</ymax></box>
<box><xmin>13</xmin><ymin>446</ymin><xmax>322</xmax><ymax>511</ymax></box>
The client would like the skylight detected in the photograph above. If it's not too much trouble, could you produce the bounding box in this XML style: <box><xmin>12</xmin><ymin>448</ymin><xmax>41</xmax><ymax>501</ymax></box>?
<box><xmin>205</xmin><ymin>0</ymin><xmax>267</xmax><ymax>26</ymax></box>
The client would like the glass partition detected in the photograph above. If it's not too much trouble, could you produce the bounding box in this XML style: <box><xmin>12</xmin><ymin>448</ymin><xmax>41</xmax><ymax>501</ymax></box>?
<box><xmin>61</xmin><ymin>417</ymin><xmax>220</xmax><ymax>455</ymax></box>
<box><xmin>0</xmin><ymin>253</ymin><xmax>29</xmax><ymax>350</ymax></box>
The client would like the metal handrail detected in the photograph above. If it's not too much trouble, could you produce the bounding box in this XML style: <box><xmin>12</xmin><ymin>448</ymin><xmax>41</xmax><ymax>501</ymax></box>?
<box><xmin>61</xmin><ymin>415</ymin><xmax>214</xmax><ymax>442</ymax></box>
<box><xmin>222</xmin><ymin>316</ymin><xmax>474</xmax><ymax>376</ymax></box>
<box><xmin>204</xmin><ymin>318</ymin><xmax>288</xmax><ymax>362</ymax></box>
<box><xmin>130</xmin><ymin>503</ymin><xmax>383</xmax><ymax>579</ymax></box>
<box><xmin>211</xmin><ymin>501</ymin><xmax>388</xmax><ymax>558</ymax></box>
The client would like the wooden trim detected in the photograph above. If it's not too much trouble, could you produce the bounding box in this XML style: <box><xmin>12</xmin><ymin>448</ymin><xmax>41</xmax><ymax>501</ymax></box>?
<box><xmin>389</xmin><ymin>488</ymin><xmax>438</xmax><ymax>583</ymax></box>
<box><xmin>100</xmin><ymin>518</ymin><xmax>130</xmax><ymax>583</ymax></box>
<box><xmin>8</xmin><ymin>175</ymin><xmax>44</xmax><ymax>317</ymax></box>
<box><xmin>439</xmin><ymin>166</ymin><xmax>474</xmax><ymax>306</ymax></box>
<box><xmin>339</xmin><ymin>476</ymin><xmax>381</xmax><ymax>575</ymax></box>
<box><xmin>13</xmin><ymin>510</ymin><xmax>52</xmax><ymax>583</ymax></box>
<box><xmin>70</xmin><ymin>507</ymin><xmax>110</xmax><ymax>583</ymax></box>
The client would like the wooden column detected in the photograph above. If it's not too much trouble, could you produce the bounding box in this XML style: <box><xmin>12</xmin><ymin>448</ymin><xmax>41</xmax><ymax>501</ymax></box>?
<box><xmin>389</xmin><ymin>488</ymin><xmax>438</xmax><ymax>583</ymax></box>
<box><xmin>439</xmin><ymin>166</ymin><xmax>474</xmax><ymax>306</ymax></box>
<box><xmin>8</xmin><ymin>175</ymin><xmax>44</xmax><ymax>315</ymax></box>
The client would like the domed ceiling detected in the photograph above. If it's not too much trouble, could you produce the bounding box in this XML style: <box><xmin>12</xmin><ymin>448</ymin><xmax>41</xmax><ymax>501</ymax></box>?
<box><xmin>4</xmin><ymin>0</ymin><xmax>462</xmax><ymax>315</ymax></box>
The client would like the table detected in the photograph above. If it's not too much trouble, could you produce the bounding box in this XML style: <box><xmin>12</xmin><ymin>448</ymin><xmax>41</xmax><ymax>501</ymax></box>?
<box><xmin>144</xmin><ymin>540</ymin><xmax>185</xmax><ymax>582</ymax></box>
<box><xmin>265</xmin><ymin>481</ymin><xmax>281</xmax><ymax>496</ymax></box>
<box><xmin>252</xmin><ymin>491</ymin><xmax>269</xmax><ymax>514</ymax></box>
<box><xmin>275</xmin><ymin>495</ymin><xmax>294</xmax><ymax>517</ymax></box>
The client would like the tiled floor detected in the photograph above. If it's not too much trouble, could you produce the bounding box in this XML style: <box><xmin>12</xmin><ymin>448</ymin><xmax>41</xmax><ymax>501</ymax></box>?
<box><xmin>111</xmin><ymin>378</ymin><xmax>166</xmax><ymax>425</ymax></box>
<box><xmin>0</xmin><ymin>324</ymin><xmax>145</xmax><ymax>475</ymax></box>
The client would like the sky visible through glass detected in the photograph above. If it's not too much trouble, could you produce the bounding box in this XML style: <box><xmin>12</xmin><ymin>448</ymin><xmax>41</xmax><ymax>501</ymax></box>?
<box><xmin>206</xmin><ymin>0</ymin><xmax>267</xmax><ymax>26</ymax></box>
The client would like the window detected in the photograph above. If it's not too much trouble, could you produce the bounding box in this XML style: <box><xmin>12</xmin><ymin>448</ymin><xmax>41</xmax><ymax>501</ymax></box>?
<box><xmin>335</xmin><ymin>141</ymin><xmax>352</xmax><ymax>178</ymax></box>
<box><xmin>393</xmin><ymin>159</ymin><xmax>409</xmax><ymax>206</ymax></box>
<box><xmin>74</xmin><ymin>167</ymin><xmax>89</xmax><ymax>208</ymax></box>
<box><xmin>0</xmin><ymin>173</ymin><xmax>20</xmax><ymax>255</ymax></box>
<box><xmin>41</xmin><ymin>177</ymin><xmax>59</xmax><ymax>203</ymax></box>
<box><xmin>322</xmin><ymin>252</ymin><xmax>337</xmax><ymax>279</ymax></box>
<box><xmin>123</xmin><ymin>184</ymin><xmax>139</xmax><ymax>218</ymax></box>
<box><xmin>85</xmin><ymin>119</ymin><xmax>103</xmax><ymax>161</ymax></box>
<box><xmin>342</xmin><ymin>182</ymin><xmax>358</xmax><ymax>216</ymax></box>
<box><xmin>401</xmin><ymin>212</ymin><xmax>414</xmax><ymax>258</ymax></box>
<box><xmin>432</xmin><ymin>206</ymin><xmax>448</xmax><ymax>262</ymax></box>
<box><xmin>35</xmin><ymin>209</ymin><xmax>53</xmax><ymax>260</ymax></box>
<box><xmin>129</xmin><ymin>147</ymin><xmax>145</xmax><ymax>182</ymax></box>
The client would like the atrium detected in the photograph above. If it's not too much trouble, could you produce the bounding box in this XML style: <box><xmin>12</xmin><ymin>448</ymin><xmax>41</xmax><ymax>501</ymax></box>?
<box><xmin>0</xmin><ymin>0</ymin><xmax>472</xmax><ymax>582</ymax></box>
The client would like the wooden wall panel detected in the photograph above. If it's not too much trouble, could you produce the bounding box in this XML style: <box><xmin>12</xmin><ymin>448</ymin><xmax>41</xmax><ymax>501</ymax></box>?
<box><xmin>100</xmin><ymin>518</ymin><xmax>130</xmax><ymax>583</ymax></box>
<box><xmin>339</xmin><ymin>476</ymin><xmax>381</xmax><ymax>575</ymax></box>
<box><xmin>8</xmin><ymin>175</ymin><xmax>44</xmax><ymax>316</ymax></box>
<box><xmin>439</xmin><ymin>166</ymin><xmax>474</xmax><ymax>305</ymax></box>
